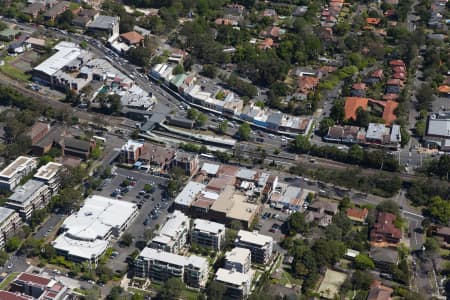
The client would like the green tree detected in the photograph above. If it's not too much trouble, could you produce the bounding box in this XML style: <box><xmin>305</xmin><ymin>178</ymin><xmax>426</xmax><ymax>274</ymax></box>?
<box><xmin>5</xmin><ymin>236</ymin><xmax>21</xmax><ymax>252</ymax></box>
<box><xmin>173</xmin><ymin>64</ymin><xmax>184</xmax><ymax>75</ymax></box>
<box><xmin>201</xmin><ymin>64</ymin><xmax>217</xmax><ymax>78</ymax></box>
<box><xmin>218</xmin><ymin>120</ymin><xmax>228</xmax><ymax>134</ymax></box>
<box><xmin>144</xmin><ymin>184</ymin><xmax>154</xmax><ymax>193</ymax></box>
<box><xmin>351</xmin><ymin>270</ymin><xmax>373</xmax><ymax>290</ymax></box>
<box><xmin>354</xmin><ymin>254</ymin><xmax>375</xmax><ymax>270</ymax></box>
<box><xmin>120</xmin><ymin>233</ymin><xmax>133</xmax><ymax>247</ymax></box>
<box><xmin>230</xmin><ymin>220</ymin><xmax>242</xmax><ymax>231</ymax></box>
<box><xmin>426</xmin><ymin>196</ymin><xmax>450</xmax><ymax>224</ymax></box>
<box><xmin>159</xmin><ymin>278</ymin><xmax>184</xmax><ymax>300</ymax></box>
<box><xmin>318</xmin><ymin>118</ymin><xmax>334</xmax><ymax>136</ymax></box>
<box><xmin>290</xmin><ymin>135</ymin><xmax>311</xmax><ymax>153</ymax></box>
<box><xmin>106</xmin><ymin>286</ymin><xmax>124</xmax><ymax>300</ymax></box>
<box><xmin>237</xmin><ymin>122</ymin><xmax>251</xmax><ymax>141</ymax></box>
<box><xmin>187</xmin><ymin>108</ymin><xmax>199</xmax><ymax>120</ymax></box>
<box><xmin>287</xmin><ymin>212</ymin><xmax>308</xmax><ymax>234</ymax></box>
<box><xmin>376</xmin><ymin>200</ymin><xmax>399</xmax><ymax>215</ymax></box>
<box><xmin>347</xmin><ymin>145</ymin><xmax>364</xmax><ymax>164</ymax></box>
<box><xmin>196</xmin><ymin>113</ymin><xmax>208</xmax><ymax>127</ymax></box>
<box><xmin>207</xmin><ymin>281</ymin><xmax>226</xmax><ymax>300</ymax></box>
<box><xmin>0</xmin><ymin>250</ymin><xmax>9</xmax><ymax>266</ymax></box>
<box><xmin>424</xmin><ymin>237</ymin><xmax>440</xmax><ymax>253</ymax></box>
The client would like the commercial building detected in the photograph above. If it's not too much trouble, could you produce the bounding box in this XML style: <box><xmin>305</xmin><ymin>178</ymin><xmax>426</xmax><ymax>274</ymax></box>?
<box><xmin>27</xmin><ymin>122</ymin><xmax>50</xmax><ymax>144</ymax></box>
<box><xmin>427</xmin><ymin>112</ymin><xmax>450</xmax><ymax>139</ymax></box>
<box><xmin>0</xmin><ymin>207</ymin><xmax>22</xmax><ymax>249</ymax></box>
<box><xmin>6</xmin><ymin>180</ymin><xmax>50</xmax><ymax>220</ymax></box>
<box><xmin>62</xmin><ymin>137</ymin><xmax>95</xmax><ymax>160</ymax></box>
<box><xmin>86</xmin><ymin>15</ymin><xmax>120</xmax><ymax>41</ymax></box>
<box><xmin>174</xmin><ymin>181</ymin><xmax>206</xmax><ymax>211</ymax></box>
<box><xmin>135</xmin><ymin>247</ymin><xmax>209</xmax><ymax>288</ymax></box>
<box><xmin>269</xmin><ymin>184</ymin><xmax>314</xmax><ymax>211</ymax></box>
<box><xmin>235</xmin><ymin>230</ymin><xmax>273</xmax><ymax>264</ymax></box>
<box><xmin>9</xmin><ymin>272</ymin><xmax>71</xmax><ymax>300</ymax></box>
<box><xmin>121</xmin><ymin>140</ymin><xmax>145</xmax><ymax>163</ymax></box>
<box><xmin>52</xmin><ymin>195</ymin><xmax>138</xmax><ymax>265</ymax></box>
<box><xmin>214</xmin><ymin>268</ymin><xmax>254</xmax><ymax>299</ymax></box>
<box><xmin>171</xmin><ymin>152</ymin><xmax>199</xmax><ymax>176</ymax></box>
<box><xmin>33</xmin><ymin>162</ymin><xmax>64</xmax><ymax>195</ymax></box>
<box><xmin>191</xmin><ymin>219</ymin><xmax>226</xmax><ymax>251</ymax></box>
<box><xmin>149</xmin><ymin>210</ymin><xmax>189</xmax><ymax>253</ymax></box>
<box><xmin>0</xmin><ymin>156</ymin><xmax>38</xmax><ymax>191</ymax></box>
<box><xmin>224</xmin><ymin>247</ymin><xmax>251</xmax><ymax>274</ymax></box>
<box><xmin>365</xmin><ymin>123</ymin><xmax>401</xmax><ymax>148</ymax></box>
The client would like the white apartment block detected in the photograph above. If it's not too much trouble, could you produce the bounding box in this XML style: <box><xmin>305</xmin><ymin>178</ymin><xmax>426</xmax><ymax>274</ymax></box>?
<box><xmin>224</xmin><ymin>247</ymin><xmax>251</xmax><ymax>274</ymax></box>
<box><xmin>191</xmin><ymin>219</ymin><xmax>226</xmax><ymax>251</ymax></box>
<box><xmin>33</xmin><ymin>162</ymin><xmax>64</xmax><ymax>196</ymax></box>
<box><xmin>0</xmin><ymin>156</ymin><xmax>37</xmax><ymax>191</ymax></box>
<box><xmin>215</xmin><ymin>268</ymin><xmax>254</xmax><ymax>299</ymax></box>
<box><xmin>135</xmin><ymin>247</ymin><xmax>209</xmax><ymax>288</ymax></box>
<box><xmin>149</xmin><ymin>210</ymin><xmax>189</xmax><ymax>253</ymax></box>
<box><xmin>235</xmin><ymin>230</ymin><xmax>273</xmax><ymax>264</ymax></box>
<box><xmin>6</xmin><ymin>180</ymin><xmax>50</xmax><ymax>220</ymax></box>
<box><xmin>0</xmin><ymin>207</ymin><xmax>22</xmax><ymax>249</ymax></box>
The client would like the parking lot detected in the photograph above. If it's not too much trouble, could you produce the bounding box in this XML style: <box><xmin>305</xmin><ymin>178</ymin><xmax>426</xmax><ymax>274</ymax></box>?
<box><xmin>92</xmin><ymin>167</ymin><xmax>170</xmax><ymax>272</ymax></box>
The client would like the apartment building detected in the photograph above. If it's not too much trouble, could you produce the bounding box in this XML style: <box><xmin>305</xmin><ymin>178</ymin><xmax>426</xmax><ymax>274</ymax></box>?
<box><xmin>0</xmin><ymin>207</ymin><xmax>22</xmax><ymax>249</ymax></box>
<box><xmin>224</xmin><ymin>247</ymin><xmax>251</xmax><ymax>274</ymax></box>
<box><xmin>135</xmin><ymin>247</ymin><xmax>208</xmax><ymax>288</ymax></box>
<box><xmin>191</xmin><ymin>219</ymin><xmax>226</xmax><ymax>251</ymax></box>
<box><xmin>215</xmin><ymin>268</ymin><xmax>254</xmax><ymax>299</ymax></box>
<box><xmin>9</xmin><ymin>272</ymin><xmax>71</xmax><ymax>300</ymax></box>
<box><xmin>33</xmin><ymin>162</ymin><xmax>64</xmax><ymax>196</ymax></box>
<box><xmin>0</xmin><ymin>156</ymin><xmax>38</xmax><ymax>191</ymax></box>
<box><xmin>6</xmin><ymin>180</ymin><xmax>50</xmax><ymax>220</ymax></box>
<box><xmin>235</xmin><ymin>230</ymin><xmax>273</xmax><ymax>264</ymax></box>
<box><xmin>172</xmin><ymin>152</ymin><xmax>199</xmax><ymax>176</ymax></box>
<box><xmin>149</xmin><ymin>210</ymin><xmax>189</xmax><ymax>253</ymax></box>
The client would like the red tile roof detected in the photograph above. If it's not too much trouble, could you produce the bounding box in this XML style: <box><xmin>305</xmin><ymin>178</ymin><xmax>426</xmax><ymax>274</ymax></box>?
<box><xmin>389</xmin><ymin>60</ymin><xmax>405</xmax><ymax>67</ymax></box>
<box><xmin>392</xmin><ymin>72</ymin><xmax>406</xmax><ymax>80</ymax></box>
<box><xmin>0</xmin><ymin>291</ymin><xmax>32</xmax><ymax>300</ymax></box>
<box><xmin>17</xmin><ymin>273</ymin><xmax>51</xmax><ymax>286</ymax></box>
<box><xmin>387</xmin><ymin>78</ymin><xmax>402</xmax><ymax>86</ymax></box>
<box><xmin>352</xmin><ymin>82</ymin><xmax>367</xmax><ymax>90</ymax></box>
<box><xmin>297</xmin><ymin>76</ymin><xmax>320</xmax><ymax>93</ymax></box>
<box><xmin>368</xmin><ymin>281</ymin><xmax>393</xmax><ymax>300</ymax></box>
<box><xmin>344</xmin><ymin>97</ymin><xmax>369</xmax><ymax>120</ymax></box>
<box><xmin>120</xmin><ymin>31</ymin><xmax>144</xmax><ymax>45</ymax></box>
<box><xmin>371</xmin><ymin>69</ymin><xmax>384</xmax><ymax>78</ymax></box>
<box><xmin>371</xmin><ymin>212</ymin><xmax>402</xmax><ymax>242</ymax></box>
<box><xmin>392</xmin><ymin>66</ymin><xmax>406</xmax><ymax>73</ymax></box>
<box><xmin>366</xmin><ymin>17</ymin><xmax>381</xmax><ymax>25</ymax></box>
<box><xmin>438</xmin><ymin>85</ymin><xmax>450</xmax><ymax>93</ymax></box>
<box><xmin>382</xmin><ymin>100</ymin><xmax>399</xmax><ymax>125</ymax></box>
<box><xmin>346</xmin><ymin>207</ymin><xmax>369</xmax><ymax>221</ymax></box>
<box><xmin>382</xmin><ymin>93</ymin><xmax>399</xmax><ymax>101</ymax></box>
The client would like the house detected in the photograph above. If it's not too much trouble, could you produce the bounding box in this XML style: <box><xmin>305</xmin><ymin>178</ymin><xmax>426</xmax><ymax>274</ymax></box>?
<box><xmin>0</xmin><ymin>28</ymin><xmax>21</xmax><ymax>41</ymax></box>
<box><xmin>370</xmin><ymin>212</ymin><xmax>401</xmax><ymax>244</ymax></box>
<box><xmin>346</xmin><ymin>207</ymin><xmax>369</xmax><ymax>223</ymax></box>
<box><xmin>367</xmin><ymin>280</ymin><xmax>393</xmax><ymax>300</ymax></box>
<box><xmin>215</xmin><ymin>18</ymin><xmax>238</xmax><ymax>26</ymax></box>
<box><xmin>72</xmin><ymin>8</ymin><xmax>99</xmax><ymax>27</ymax></box>
<box><xmin>27</xmin><ymin>122</ymin><xmax>50</xmax><ymax>144</ymax></box>
<box><xmin>120</xmin><ymin>31</ymin><xmax>144</xmax><ymax>46</ymax></box>
<box><xmin>61</xmin><ymin>137</ymin><xmax>95</xmax><ymax>160</ymax></box>
<box><xmin>262</xmin><ymin>9</ymin><xmax>277</xmax><ymax>18</ymax></box>
<box><xmin>324</xmin><ymin>125</ymin><xmax>365</xmax><ymax>144</ymax></box>
<box><xmin>365</xmin><ymin>69</ymin><xmax>384</xmax><ymax>85</ymax></box>
<box><xmin>369</xmin><ymin>247</ymin><xmax>399</xmax><ymax>272</ymax></box>
<box><xmin>306</xmin><ymin>200</ymin><xmax>338</xmax><ymax>227</ymax></box>
<box><xmin>297</xmin><ymin>76</ymin><xmax>320</xmax><ymax>95</ymax></box>
<box><xmin>86</xmin><ymin>15</ymin><xmax>120</xmax><ymax>40</ymax></box>
<box><xmin>366</xmin><ymin>18</ymin><xmax>381</xmax><ymax>26</ymax></box>
<box><xmin>43</xmin><ymin>1</ymin><xmax>70</xmax><ymax>21</ymax></box>
<box><xmin>24</xmin><ymin>37</ymin><xmax>46</xmax><ymax>50</ymax></box>
<box><xmin>351</xmin><ymin>82</ymin><xmax>367</xmax><ymax>97</ymax></box>
<box><xmin>432</xmin><ymin>226</ymin><xmax>450</xmax><ymax>243</ymax></box>
<box><xmin>389</xmin><ymin>60</ymin><xmax>406</xmax><ymax>68</ymax></box>
<box><xmin>344</xmin><ymin>97</ymin><xmax>369</xmax><ymax>121</ymax></box>
<box><xmin>23</xmin><ymin>2</ymin><xmax>46</xmax><ymax>18</ymax></box>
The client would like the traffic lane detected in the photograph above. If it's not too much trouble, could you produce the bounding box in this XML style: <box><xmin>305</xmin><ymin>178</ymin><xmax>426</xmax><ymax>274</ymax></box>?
<box><xmin>34</xmin><ymin>213</ymin><xmax>65</xmax><ymax>239</ymax></box>
<box><xmin>3</xmin><ymin>255</ymin><xmax>29</xmax><ymax>274</ymax></box>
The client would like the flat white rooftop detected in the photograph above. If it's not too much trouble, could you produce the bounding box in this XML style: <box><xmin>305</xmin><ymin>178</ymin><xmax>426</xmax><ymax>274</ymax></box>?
<box><xmin>158</xmin><ymin>210</ymin><xmax>188</xmax><ymax>239</ymax></box>
<box><xmin>215</xmin><ymin>268</ymin><xmax>253</xmax><ymax>286</ymax></box>
<box><xmin>174</xmin><ymin>181</ymin><xmax>205</xmax><ymax>207</ymax></box>
<box><xmin>0</xmin><ymin>156</ymin><xmax>36</xmax><ymax>179</ymax></box>
<box><xmin>33</xmin><ymin>162</ymin><xmax>63</xmax><ymax>181</ymax></box>
<box><xmin>237</xmin><ymin>230</ymin><xmax>273</xmax><ymax>247</ymax></box>
<box><xmin>201</xmin><ymin>162</ymin><xmax>220</xmax><ymax>175</ymax></box>
<box><xmin>225</xmin><ymin>247</ymin><xmax>251</xmax><ymax>264</ymax></box>
<box><xmin>138</xmin><ymin>247</ymin><xmax>208</xmax><ymax>269</ymax></box>
<box><xmin>193</xmin><ymin>219</ymin><xmax>225</xmax><ymax>234</ymax></box>
<box><xmin>61</xmin><ymin>195</ymin><xmax>136</xmax><ymax>241</ymax></box>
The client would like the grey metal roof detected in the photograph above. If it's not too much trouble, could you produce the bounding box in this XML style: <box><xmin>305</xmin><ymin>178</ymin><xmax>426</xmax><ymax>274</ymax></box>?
<box><xmin>8</xmin><ymin>179</ymin><xmax>45</xmax><ymax>204</ymax></box>
<box><xmin>87</xmin><ymin>15</ymin><xmax>118</xmax><ymax>30</ymax></box>
<box><xmin>0</xmin><ymin>207</ymin><xmax>16</xmax><ymax>225</ymax></box>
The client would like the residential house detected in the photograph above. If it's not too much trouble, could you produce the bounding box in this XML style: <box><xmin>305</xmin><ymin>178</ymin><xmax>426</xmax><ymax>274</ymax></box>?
<box><xmin>346</xmin><ymin>207</ymin><xmax>369</xmax><ymax>223</ymax></box>
<box><xmin>61</xmin><ymin>137</ymin><xmax>95</xmax><ymax>160</ymax></box>
<box><xmin>23</xmin><ymin>2</ymin><xmax>46</xmax><ymax>18</ymax></box>
<box><xmin>351</xmin><ymin>83</ymin><xmax>367</xmax><ymax>97</ymax></box>
<box><xmin>369</xmin><ymin>247</ymin><xmax>399</xmax><ymax>272</ymax></box>
<box><xmin>0</xmin><ymin>28</ymin><xmax>21</xmax><ymax>41</ymax></box>
<box><xmin>215</xmin><ymin>18</ymin><xmax>239</xmax><ymax>26</ymax></box>
<box><xmin>306</xmin><ymin>200</ymin><xmax>338</xmax><ymax>227</ymax></box>
<box><xmin>24</xmin><ymin>37</ymin><xmax>46</xmax><ymax>50</ymax></box>
<box><xmin>43</xmin><ymin>1</ymin><xmax>70</xmax><ymax>21</ymax></box>
<box><xmin>262</xmin><ymin>9</ymin><xmax>277</xmax><ymax>18</ymax></box>
<box><xmin>27</xmin><ymin>122</ymin><xmax>50</xmax><ymax>144</ymax></box>
<box><xmin>367</xmin><ymin>280</ymin><xmax>393</xmax><ymax>300</ymax></box>
<box><xmin>297</xmin><ymin>76</ymin><xmax>320</xmax><ymax>95</ymax></box>
<box><xmin>72</xmin><ymin>8</ymin><xmax>99</xmax><ymax>27</ymax></box>
<box><xmin>438</xmin><ymin>85</ymin><xmax>450</xmax><ymax>97</ymax></box>
<box><xmin>370</xmin><ymin>212</ymin><xmax>401</xmax><ymax>244</ymax></box>
<box><xmin>86</xmin><ymin>15</ymin><xmax>120</xmax><ymax>40</ymax></box>
<box><xmin>344</xmin><ymin>97</ymin><xmax>369</xmax><ymax>121</ymax></box>
<box><xmin>120</xmin><ymin>31</ymin><xmax>144</xmax><ymax>46</ymax></box>
<box><xmin>366</xmin><ymin>18</ymin><xmax>381</xmax><ymax>26</ymax></box>
<box><xmin>432</xmin><ymin>226</ymin><xmax>450</xmax><ymax>243</ymax></box>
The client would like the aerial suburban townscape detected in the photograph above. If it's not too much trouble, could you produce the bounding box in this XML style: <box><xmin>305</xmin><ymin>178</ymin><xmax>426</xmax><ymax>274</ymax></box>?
<box><xmin>0</xmin><ymin>0</ymin><xmax>448</xmax><ymax>299</ymax></box>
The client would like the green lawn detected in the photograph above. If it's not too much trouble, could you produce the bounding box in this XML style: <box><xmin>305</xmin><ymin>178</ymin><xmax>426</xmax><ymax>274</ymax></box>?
<box><xmin>0</xmin><ymin>272</ymin><xmax>19</xmax><ymax>290</ymax></box>
<box><xmin>0</xmin><ymin>62</ymin><xmax>31</xmax><ymax>81</ymax></box>
<box><xmin>148</xmin><ymin>281</ymin><xmax>199</xmax><ymax>300</ymax></box>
